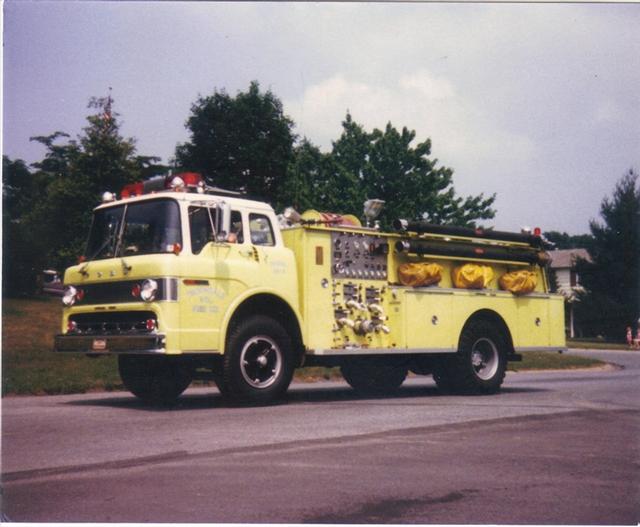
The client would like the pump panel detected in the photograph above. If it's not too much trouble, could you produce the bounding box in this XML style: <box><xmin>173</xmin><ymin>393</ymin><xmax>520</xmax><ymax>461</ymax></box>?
<box><xmin>330</xmin><ymin>232</ymin><xmax>389</xmax><ymax>280</ymax></box>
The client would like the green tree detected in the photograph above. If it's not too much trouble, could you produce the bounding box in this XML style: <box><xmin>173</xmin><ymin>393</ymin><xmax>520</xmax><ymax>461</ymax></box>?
<box><xmin>3</xmin><ymin>156</ymin><xmax>35</xmax><ymax>219</ymax></box>
<box><xmin>4</xmin><ymin>95</ymin><xmax>163</xmax><ymax>296</ymax></box>
<box><xmin>543</xmin><ymin>231</ymin><xmax>594</xmax><ymax>251</ymax></box>
<box><xmin>282</xmin><ymin>140</ymin><xmax>331</xmax><ymax>211</ymax></box>
<box><xmin>325</xmin><ymin>113</ymin><xmax>495</xmax><ymax>227</ymax></box>
<box><xmin>575</xmin><ymin>170</ymin><xmax>640</xmax><ymax>339</ymax></box>
<box><xmin>27</xmin><ymin>96</ymin><xmax>147</xmax><ymax>271</ymax></box>
<box><xmin>175</xmin><ymin>81</ymin><xmax>295</xmax><ymax>207</ymax></box>
<box><xmin>2</xmin><ymin>156</ymin><xmax>43</xmax><ymax>295</ymax></box>
<box><xmin>281</xmin><ymin>138</ymin><xmax>362</xmax><ymax>215</ymax></box>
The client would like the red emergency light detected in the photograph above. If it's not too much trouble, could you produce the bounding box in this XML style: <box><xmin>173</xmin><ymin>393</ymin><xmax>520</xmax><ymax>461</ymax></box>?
<box><xmin>176</xmin><ymin>172</ymin><xmax>203</xmax><ymax>188</ymax></box>
<box><xmin>119</xmin><ymin>173</ymin><xmax>205</xmax><ymax>199</ymax></box>
<box><xmin>121</xmin><ymin>182</ymin><xmax>144</xmax><ymax>198</ymax></box>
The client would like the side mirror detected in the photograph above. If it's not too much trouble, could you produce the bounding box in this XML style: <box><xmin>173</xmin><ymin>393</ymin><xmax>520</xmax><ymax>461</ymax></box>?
<box><xmin>215</xmin><ymin>202</ymin><xmax>231</xmax><ymax>241</ymax></box>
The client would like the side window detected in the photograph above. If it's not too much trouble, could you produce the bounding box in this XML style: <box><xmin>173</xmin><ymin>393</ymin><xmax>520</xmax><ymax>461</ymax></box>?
<box><xmin>190</xmin><ymin>207</ymin><xmax>245</xmax><ymax>252</ymax></box>
<box><xmin>189</xmin><ymin>206</ymin><xmax>214</xmax><ymax>254</ymax></box>
<box><xmin>249</xmin><ymin>213</ymin><xmax>275</xmax><ymax>246</ymax></box>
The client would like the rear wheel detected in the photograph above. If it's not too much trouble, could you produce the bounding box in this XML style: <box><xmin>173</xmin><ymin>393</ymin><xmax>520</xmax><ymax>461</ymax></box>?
<box><xmin>223</xmin><ymin>315</ymin><xmax>294</xmax><ymax>404</ymax></box>
<box><xmin>118</xmin><ymin>355</ymin><xmax>193</xmax><ymax>405</ymax></box>
<box><xmin>341</xmin><ymin>357</ymin><xmax>408</xmax><ymax>395</ymax></box>
<box><xmin>433</xmin><ymin>319</ymin><xmax>507</xmax><ymax>395</ymax></box>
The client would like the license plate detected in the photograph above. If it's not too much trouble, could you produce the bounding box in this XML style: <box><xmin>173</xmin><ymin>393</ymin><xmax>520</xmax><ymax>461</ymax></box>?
<box><xmin>92</xmin><ymin>338</ymin><xmax>108</xmax><ymax>351</ymax></box>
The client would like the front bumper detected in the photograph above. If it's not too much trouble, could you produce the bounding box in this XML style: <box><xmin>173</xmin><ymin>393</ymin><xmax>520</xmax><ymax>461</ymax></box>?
<box><xmin>54</xmin><ymin>333</ymin><xmax>166</xmax><ymax>354</ymax></box>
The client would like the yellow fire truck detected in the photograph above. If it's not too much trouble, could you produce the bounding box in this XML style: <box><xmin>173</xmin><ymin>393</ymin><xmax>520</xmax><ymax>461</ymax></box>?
<box><xmin>54</xmin><ymin>173</ymin><xmax>566</xmax><ymax>404</ymax></box>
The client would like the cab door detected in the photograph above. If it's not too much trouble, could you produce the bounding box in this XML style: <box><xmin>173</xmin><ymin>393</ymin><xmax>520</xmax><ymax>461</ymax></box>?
<box><xmin>244</xmin><ymin>211</ymin><xmax>298</xmax><ymax>302</ymax></box>
<box><xmin>179</xmin><ymin>206</ymin><xmax>249</xmax><ymax>351</ymax></box>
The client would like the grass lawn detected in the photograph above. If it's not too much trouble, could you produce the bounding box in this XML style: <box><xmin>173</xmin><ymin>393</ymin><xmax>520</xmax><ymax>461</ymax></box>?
<box><xmin>2</xmin><ymin>297</ymin><xmax>607</xmax><ymax>396</ymax></box>
<box><xmin>507</xmin><ymin>351</ymin><xmax>604</xmax><ymax>371</ymax></box>
<box><xmin>2</xmin><ymin>297</ymin><xmax>123</xmax><ymax>395</ymax></box>
<box><xmin>567</xmin><ymin>339</ymin><xmax>629</xmax><ymax>351</ymax></box>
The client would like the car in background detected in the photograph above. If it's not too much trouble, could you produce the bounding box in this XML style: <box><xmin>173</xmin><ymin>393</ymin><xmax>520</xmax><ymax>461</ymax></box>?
<box><xmin>40</xmin><ymin>269</ymin><xmax>64</xmax><ymax>296</ymax></box>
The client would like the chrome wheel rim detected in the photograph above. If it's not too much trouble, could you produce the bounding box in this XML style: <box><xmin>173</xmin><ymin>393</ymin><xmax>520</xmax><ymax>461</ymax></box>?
<box><xmin>240</xmin><ymin>335</ymin><xmax>282</xmax><ymax>389</ymax></box>
<box><xmin>470</xmin><ymin>337</ymin><xmax>499</xmax><ymax>380</ymax></box>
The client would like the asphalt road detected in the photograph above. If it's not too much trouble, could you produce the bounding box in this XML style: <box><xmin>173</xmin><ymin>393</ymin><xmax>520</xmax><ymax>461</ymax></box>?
<box><xmin>2</xmin><ymin>349</ymin><xmax>639</xmax><ymax>524</ymax></box>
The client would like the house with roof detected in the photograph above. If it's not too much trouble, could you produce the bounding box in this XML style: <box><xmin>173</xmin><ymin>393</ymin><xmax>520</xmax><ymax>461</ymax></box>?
<box><xmin>548</xmin><ymin>248</ymin><xmax>591</xmax><ymax>338</ymax></box>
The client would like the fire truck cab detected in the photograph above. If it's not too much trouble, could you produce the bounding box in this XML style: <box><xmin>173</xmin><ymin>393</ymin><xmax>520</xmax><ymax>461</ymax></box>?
<box><xmin>54</xmin><ymin>172</ymin><xmax>566</xmax><ymax>405</ymax></box>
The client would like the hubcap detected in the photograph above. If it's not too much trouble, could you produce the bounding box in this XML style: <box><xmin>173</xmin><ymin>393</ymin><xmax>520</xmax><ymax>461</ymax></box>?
<box><xmin>470</xmin><ymin>337</ymin><xmax>499</xmax><ymax>380</ymax></box>
<box><xmin>240</xmin><ymin>335</ymin><xmax>282</xmax><ymax>389</ymax></box>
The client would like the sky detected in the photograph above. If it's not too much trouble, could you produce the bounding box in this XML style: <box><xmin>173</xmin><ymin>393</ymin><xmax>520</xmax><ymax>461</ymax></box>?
<box><xmin>3</xmin><ymin>2</ymin><xmax>639</xmax><ymax>234</ymax></box>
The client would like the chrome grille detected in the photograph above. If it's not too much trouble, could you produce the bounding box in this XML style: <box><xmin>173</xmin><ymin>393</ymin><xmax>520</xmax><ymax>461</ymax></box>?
<box><xmin>69</xmin><ymin>311</ymin><xmax>157</xmax><ymax>335</ymax></box>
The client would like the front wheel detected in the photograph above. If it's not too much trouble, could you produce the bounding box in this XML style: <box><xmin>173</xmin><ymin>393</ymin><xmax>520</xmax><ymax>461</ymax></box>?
<box><xmin>118</xmin><ymin>355</ymin><xmax>193</xmax><ymax>405</ymax></box>
<box><xmin>223</xmin><ymin>315</ymin><xmax>294</xmax><ymax>404</ymax></box>
<box><xmin>433</xmin><ymin>319</ymin><xmax>507</xmax><ymax>395</ymax></box>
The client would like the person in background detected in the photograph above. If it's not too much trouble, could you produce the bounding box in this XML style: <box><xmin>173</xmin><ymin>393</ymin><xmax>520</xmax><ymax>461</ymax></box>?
<box><xmin>627</xmin><ymin>326</ymin><xmax>634</xmax><ymax>348</ymax></box>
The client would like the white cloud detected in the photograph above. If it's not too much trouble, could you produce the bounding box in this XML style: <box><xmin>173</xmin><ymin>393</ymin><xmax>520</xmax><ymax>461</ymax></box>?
<box><xmin>284</xmin><ymin>71</ymin><xmax>535</xmax><ymax>192</ymax></box>
<box><xmin>398</xmin><ymin>71</ymin><xmax>456</xmax><ymax>101</ymax></box>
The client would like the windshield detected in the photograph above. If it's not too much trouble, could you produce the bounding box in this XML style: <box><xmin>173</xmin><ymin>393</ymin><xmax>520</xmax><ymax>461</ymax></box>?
<box><xmin>85</xmin><ymin>199</ymin><xmax>182</xmax><ymax>261</ymax></box>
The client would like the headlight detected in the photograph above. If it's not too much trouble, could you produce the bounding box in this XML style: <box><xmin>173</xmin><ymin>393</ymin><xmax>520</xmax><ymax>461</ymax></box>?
<box><xmin>62</xmin><ymin>286</ymin><xmax>77</xmax><ymax>306</ymax></box>
<box><xmin>140</xmin><ymin>279</ymin><xmax>158</xmax><ymax>302</ymax></box>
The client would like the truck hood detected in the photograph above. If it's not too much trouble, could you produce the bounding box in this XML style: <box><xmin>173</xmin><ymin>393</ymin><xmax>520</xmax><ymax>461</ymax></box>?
<box><xmin>64</xmin><ymin>254</ymin><xmax>184</xmax><ymax>285</ymax></box>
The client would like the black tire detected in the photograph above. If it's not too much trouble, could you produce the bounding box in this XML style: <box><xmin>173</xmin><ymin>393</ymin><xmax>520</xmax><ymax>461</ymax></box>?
<box><xmin>341</xmin><ymin>357</ymin><xmax>408</xmax><ymax>395</ymax></box>
<box><xmin>432</xmin><ymin>363</ymin><xmax>456</xmax><ymax>394</ymax></box>
<box><xmin>433</xmin><ymin>319</ymin><xmax>507</xmax><ymax>395</ymax></box>
<box><xmin>223</xmin><ymin>315</ymin><xmax>294</xmax><ymax>404</ymax></box>
<box><xmin>118</xmin><ymin>355</ymin><xmax>193</xmax><ymax>405</ymax></box>
<box><xmin>212</xmin><ymin>372</ymin><xmax>229</xmax><ymax>397</ymax></box>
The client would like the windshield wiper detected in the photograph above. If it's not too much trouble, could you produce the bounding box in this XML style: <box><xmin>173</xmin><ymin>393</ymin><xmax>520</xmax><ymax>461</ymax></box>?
<box><xmin>87</xmin><ymin>227</ymin><xmax>120</xmax><ymax>261</ymax></box>
<box><xmin>87</xmin><ymin>238</ymin><xmax>112</xmax><ymax>261</ymax></box>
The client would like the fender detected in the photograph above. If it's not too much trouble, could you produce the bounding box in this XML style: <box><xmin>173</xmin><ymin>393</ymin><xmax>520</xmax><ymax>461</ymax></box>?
<box><xmin>460</xmin><ymin>308</ymin><xmax>515</xmax><ymax>353</ymax></box>
<box><xmin>217</xmin><ymin>286</ymin><xmax>304</xmax><ymax>355</ymax></box>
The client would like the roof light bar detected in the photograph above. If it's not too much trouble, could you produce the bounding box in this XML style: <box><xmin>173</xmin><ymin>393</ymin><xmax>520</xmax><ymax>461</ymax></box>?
<box><xmin>121</xmin><ymin>182</ymin><xmax>144</xmax><ymax>199</ymax></box>
<box><xmin>119</xmin><ymin>172</ymin><xmax>205</xmax><ymax>199</ymax></box>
